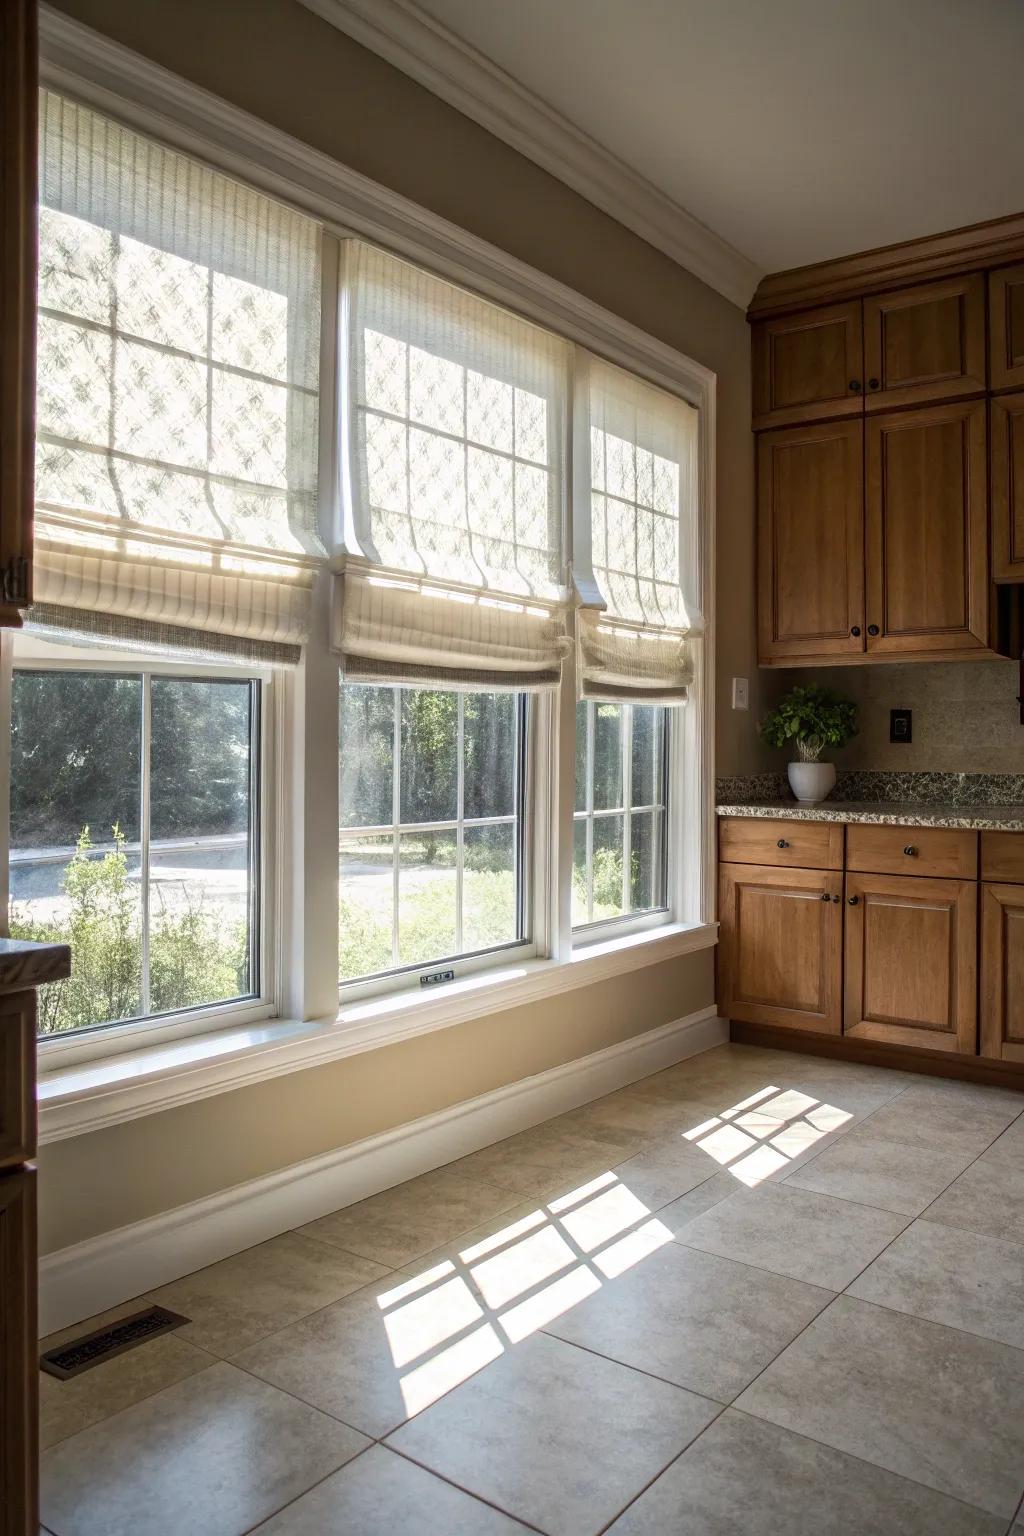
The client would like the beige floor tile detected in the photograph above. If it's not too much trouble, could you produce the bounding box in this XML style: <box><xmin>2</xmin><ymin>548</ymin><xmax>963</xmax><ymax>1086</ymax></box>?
<box><xmin>611</xmin><ymin>1136</ymin><xmax>722</xmax><ymax>1209</ymax></box>
<box><xmin>926</xmin><ymin>1153</ymin><xmax>1024</xmax><ymax>1243</ymax></box>
<box><xmin>40</xmin><ymin>1361</ymin><xmax>368</xmax><ymax>1536</ymax></box>
<box><xmin>545</xmin><ymin>1240</ymin><xmax>832</xmax><ymax>1402</ymax></box>
<box><xmin>387</xmin><ymin>1331</ymin><xmax>719</xmax><ymax>1536</ymax></box>
<box><xmin>39</xmin><ymin>1300</ymin><xmax>212</xmax><ymax>1449</ymax></box>
<box><xmin>448</xmin><ymin>1122</ymin><xmax>624</xmax><ymax>1199</ymax></box>
<box><xmin>255</xmin><ymin>1444</ymin><xmax>530</xmax><ymax>1534</ymax></box>
<box><xmin>657</xmin><ymin>1171</ymin><xmax>745</xmax><ymax>1233</ymax></box>
<box><xmin>736</xmin><ymin>1296</ymin><xmax>1024</xmax><ymax>1518</ymax></box>
<box><xmin>783</xmin><ymin>1130</ymin><xmax>973</xmax><ymax>1215</ymax></box>
<box><xmin>554</xmin><ymin>1085</ymin><xmax>720</xmax><ymax>1146</ymax></box>
<box><xmin>300</xmin><ymin>1166</ymin><xmax>524</xmax><ymax>1268</ymax></box>
<box><xmin>675</xmin><ymin>1181</ymin><xmax>908</xmax><ymax>1289</ymax></box>
<box><xmin>852</xmin><ymin>1086</ymin><xmax>1022</xmax><ymax>1160</ymax></box>
<box><xmin>148</xmin><ymin>1231</ymin><xmax>389</xmax><ymax>1357</ymax></box>
<box><xmin>849</xmin><ymin>1218</ymin><xmax>1024</xmax><ymax>1348</ymax></box>
<box><xmin>607</xmin><ymin>1409</ymin><xmax>1005</xmax><ymax>1536</ymax></box>
<box><xmin>234</xmin><ymin>1265</ymin><xmax>500</xmax><ymax>1437</ymax></box>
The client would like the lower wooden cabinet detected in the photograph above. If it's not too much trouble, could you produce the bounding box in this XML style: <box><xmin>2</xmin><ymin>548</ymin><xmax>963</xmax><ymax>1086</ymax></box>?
<box><xmin>843</xmin><ymin>871</ymin><xmax>977</xmax><ymax>1053</ymax></box>
<box><xmin>718</xmin><ymin>862</ymin><xmax>843</xmax><ymax>1035</ymax></box>
<box><xmin>0</xmin><ymin>1168</ymin><xmax>37</xmax><ymax>1536</ymax></box>
<box><xmin>980</xmin><ymin>882</ymin><xmax>1024</xmax><ymax>1063</ymax></box>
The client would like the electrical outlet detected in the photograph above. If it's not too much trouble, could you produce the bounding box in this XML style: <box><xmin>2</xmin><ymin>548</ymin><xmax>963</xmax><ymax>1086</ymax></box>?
<box><xmin>731</xmin><ymin>677</ymin><xmax>749</xmax><ymax>710</ymax></box>
<box><xmin>890</xmin><ymin>708</ymin><xmax>912</xmax><ymax>744</ymax></box>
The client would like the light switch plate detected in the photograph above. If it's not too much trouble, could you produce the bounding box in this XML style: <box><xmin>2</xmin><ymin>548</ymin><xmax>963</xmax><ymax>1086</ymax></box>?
<box><xmin>731</xmin><ymin>677</ymin><xmax>749</xmax><ymax>710</ymax></box>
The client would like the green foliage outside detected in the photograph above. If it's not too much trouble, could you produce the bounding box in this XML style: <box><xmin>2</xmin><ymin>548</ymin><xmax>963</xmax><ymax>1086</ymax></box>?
<box><xmin>11</xmin><ymin>828</ymin><xmax>248</xmax><ymax>1035</ymax></box>
<box><xmin>758</xmin><ymin>685</ymin><xmax>858</xmax><ymax>761</ymax></box>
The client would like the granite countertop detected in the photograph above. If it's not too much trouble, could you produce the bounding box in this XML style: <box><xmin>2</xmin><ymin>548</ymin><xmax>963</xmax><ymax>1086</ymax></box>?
<box><xmin>0</xmin><ymin>936</ymin><xmax>71</xmax><ymax>992</ymax></box>
<box><xmin>716</xmin><ymin>800</ymin><xmax>1024</xmax><ymax>832</ymax></box>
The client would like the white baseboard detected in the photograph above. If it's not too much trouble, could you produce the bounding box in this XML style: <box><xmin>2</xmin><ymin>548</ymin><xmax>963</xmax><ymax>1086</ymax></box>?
<box><xmin>39</xmin><ymin>1005</ymin><xmax>725</xmax><ymax>1335</ymax></box>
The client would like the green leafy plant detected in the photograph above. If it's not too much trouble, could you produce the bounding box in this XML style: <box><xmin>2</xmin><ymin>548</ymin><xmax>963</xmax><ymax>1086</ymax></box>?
<box><xmin>758</xmin><ymin>686</ymin><xmax>858</xmax><ymax>762</ymax></box>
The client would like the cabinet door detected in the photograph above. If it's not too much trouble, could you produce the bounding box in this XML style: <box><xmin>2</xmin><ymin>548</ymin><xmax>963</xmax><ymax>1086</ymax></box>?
<box><xmin>991</xmin><ymin>392</ymin><xmax>1024</xmax><ymax>581</ymax></box>
<box><xmin>0</xmin><ymin>991</ymin><xmax>35</xmax><ymax>1170</ymax></box>
<box><xmin>0</xmin><ymin>1168</ymin><xmax>37</xmax><ymax>1536</ymax></box>
<box><xmin>865</xmin><ymin>401</ymin><xmax>988</xmax><ymax>655</ymax></box>
<box><xmin>980</xmin><ymin>883</ymin><xmax>1024</xmax><ymax>1064</ymax></box>
<box><xmin>757</xmin><ymin>420</ymin><xmax>865</xmax><ymax>662</ymax></box>
<box><xmin>752</xmin><ymin>302</ymin><xmax>863</xmax><ymax>429</ymax></box>
<box><xmin>844</xmin><ymin>872</ymin><xmax>976</xmax><ymax>1054</ymax></box>
<box><xmin>863</xmin><ymin>275</ymin><xmax>985</xmax><ymax>410</ymax></box>
<box><xmin>989</xmin><ymin>264</ymin><xmax>1024</xmax><ymax>391</ymax></box>
<box><xmin>718</xmin><ymin>863</ymin><xmax>843</xmax><ymax>1034</ymax></box>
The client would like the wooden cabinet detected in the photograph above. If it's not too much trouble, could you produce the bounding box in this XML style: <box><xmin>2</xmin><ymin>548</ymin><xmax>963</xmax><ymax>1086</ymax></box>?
<box><xmin>865</xmin><ymin>400</ymin><xmax>988</xmax><ymax>655</ymax></box>
<box><xmin>843</xmin><ymin>871</ymin><xmax>977</xmax><ymax>1054</ymax></box>
<box><xmin>718</xmin><ymin>862</ymin><xmax>843</xmax><ymax>1035</ymax></box>
<box><xmin>989</xmin><ymin>264</ymin><xmax>1024</xmax><ymax>391</ymax></box>
<box><xmin>0</xmin><ymin>993</ymin><xmax>34</xmax><ymax>1170</ymax></box>
<box><xmin>991</xmin><ymin>392</ymin><xmax>1024</xmax><ymax>581</ymax></box>
<box><xmin>752</xmin><ymin>302</ymin><xmax>864</xmax><ymax>430</ymax></box>
<box><xmin>757</xmin><ymin>420</ymin><xmax>865</xmax><ymax>661</ymax></box>
<box><xmin>846</xmin><ymin>823</ymin><xmax>977</xmax><ymax>880</ymax></box>
<box><xmin>718</xmin><ymin>816</ymin><xmax>843</xmax><ymax>870</ymax></box>
<box><xmin>981</xmin><ymin>883</ymin><xmax>1024</xmax><ymax>1064</ymax></box>
<box><xmin>0</xmin><ymin>1169</ymin><xmax>37</xmax><ymax>1536</ymax></box>
<box><xmin>862</xmin><ymin>275</ymin><xmax>985</xmax><ymax>410</ymax></box>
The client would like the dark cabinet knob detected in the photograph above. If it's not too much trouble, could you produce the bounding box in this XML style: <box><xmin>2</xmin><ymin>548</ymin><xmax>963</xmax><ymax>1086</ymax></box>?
<box><xmin>850</xmin><ymin>625</ymin><xmax>861</xmax><ymax>636</ymax></box>
<box><xmin>849</xmin><ymin>379</ymin><xmax>862</xmax><ymax>392</ymax></box>
<box><xmin>868</xmin><ymin>377</ymin><xmax>880</xmax><ymax>390</ymax></box>
<box><xmin>867</xmin><ymin>624</ymin><xmax>880</xmax><ymax>636</ymax></box>
<box><xmin>821</xmin><ymin>892</ymin><xmax>831</xmax><ymax>902</ymax></box>
<box><xmin>848</xmin><ymin>895</ymin><xmax>860</xmax><ymax>905</ymax></box>
<box><xmin>777</xmin><ymin>838</ymin><xmax>789</xmax><ymax>848</ymax></box>
<box><xmin>904</xmin><ymin>845</ymin><xmax>917</xmax><ymax>857</ymax></box>
<box><xmin>831</xmin><ymin>894</ymin><xmax>840</xmax><ymax>903</ymax></box>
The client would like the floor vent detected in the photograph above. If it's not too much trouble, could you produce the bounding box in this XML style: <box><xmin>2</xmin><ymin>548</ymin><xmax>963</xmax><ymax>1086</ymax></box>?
<box><xmin>40</xmin><ymin>1305</ymin><xmax>190</xmax><ymax>1380</ymax></box>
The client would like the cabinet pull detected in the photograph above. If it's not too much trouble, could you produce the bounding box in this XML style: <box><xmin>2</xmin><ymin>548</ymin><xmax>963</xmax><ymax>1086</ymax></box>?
<box><xmin>848</xmin><ymin>895</ymin><xmax>860</xmax><ymax>905</ymax></box>
<box><xmin>777</xmin><ymin>838</ymin><xmax>789</xmax><ymax>849</ymax></box>
<box><xmin>868</xmin><ymin>377</ymin><xmax>880</xmax><ymax>390</ymax></box>
<box><xmin>849</xmin><ymin>379</ymin><xmax>862</xmax><ymax>392</ymax></box>
<box><xmin>867</xmin><ymin>624</ymin><xmax>880</xmax><ymax>636</ymax></box>
<box><xmin>904</xmin><ymin>845</ymin><xmax>917</xmax><ymax>857</ymax></box>
<box><xmin>831</xmin><ymin>894</ymin><xmax>840</xmax><ymax>903</ymax></box>
<box><xmin>820</xmin><ymin>892</ymin><xmax>831</xmax><ymax>902</ymax></box>
<box><xmin>850</xmin><ymin>625</ymin><xmax>861</xmax><ymax>637</ymax></box>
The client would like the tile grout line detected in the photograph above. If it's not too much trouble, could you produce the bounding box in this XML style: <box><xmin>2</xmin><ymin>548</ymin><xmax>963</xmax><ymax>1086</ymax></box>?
<box><xmin>382</xmin><ymin>1440</ymin><xmax>551</xmax><ymax>1534</ymax></box>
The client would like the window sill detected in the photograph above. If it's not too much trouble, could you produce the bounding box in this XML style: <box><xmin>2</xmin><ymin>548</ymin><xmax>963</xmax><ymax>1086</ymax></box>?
<box><xmin>37</xmin><ymin>919</ymin><xmax>718</xmax><ymax>1144</ymax></box>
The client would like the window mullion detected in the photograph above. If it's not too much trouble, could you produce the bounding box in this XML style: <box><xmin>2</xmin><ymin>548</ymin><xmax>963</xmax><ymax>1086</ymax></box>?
<box><xmin>622</xmin><ymin>706</ymin><xmax>632</xmax><ymax>915</ymax></box>
<box><xmin>139</xmin><ymin>672</ymin><xmax>152</xmax><ymax>1018</ymax></box>
<box><xmin>456</xmin><ymin>693</ymin><xmax>465</xmax><ymax>954</ymax></box>
<box><xmin>585</xmin><ymin>700</ymin><xmax>594</xmax><ymax>924</ymax></box>
<box><xmin>391</xmin><ymin>688</ymin><xmax>401</xmax><ymax>970</ymax></box>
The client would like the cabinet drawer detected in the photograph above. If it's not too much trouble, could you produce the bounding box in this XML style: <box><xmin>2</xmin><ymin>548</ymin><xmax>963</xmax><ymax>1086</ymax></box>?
<box><xmin>846</xmin><ymin>823</ymin><xmax>977</xmax><ymax>879</ymax></box>
<box><xmin>0</xmin><ymin>992</ymin><xmax>35</xmax><ymax>1169</ymax></box>
<box><xmin>719</xmin><ymin>817</ymin><xmax>844</xmax><ymax>870</ymax></box>
<box><xmin>981</xmin><ymin>831</ymin><xmax>1024</xmax><ymax>884</ymax></box>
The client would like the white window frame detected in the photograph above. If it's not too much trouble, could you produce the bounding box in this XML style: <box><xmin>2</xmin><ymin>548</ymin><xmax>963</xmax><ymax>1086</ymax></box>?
<box><xmin>28</xmin><ymin>13</ymin><xmax>716</xmax><ymax>1104</ymax></box>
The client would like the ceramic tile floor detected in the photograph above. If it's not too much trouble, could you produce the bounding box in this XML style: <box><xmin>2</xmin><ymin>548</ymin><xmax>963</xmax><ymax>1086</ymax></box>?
<box><xmin>39</xmin><ymin>1043</ymin><xmax>1024</xmax><ymax>1536</ymax></box>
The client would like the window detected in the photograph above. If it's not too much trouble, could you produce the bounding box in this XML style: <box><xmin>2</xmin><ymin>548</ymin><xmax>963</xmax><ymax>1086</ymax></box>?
<box><xmin>339</xmin><ymin>683</ymin><xmax>527</xmax><ymax>984</ymax></box>
<box><xmin>10</xmin><ymin>666</ymin><xmax>261</xmax><ymax>1037</ymax></box>
<box><xmin>572</xmin><ymin>701</ymin><xmax>669</xmax><ymax>929</ymax></box>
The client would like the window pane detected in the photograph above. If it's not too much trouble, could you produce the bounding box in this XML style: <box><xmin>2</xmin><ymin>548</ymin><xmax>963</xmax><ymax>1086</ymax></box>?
<box><xmin>572</xmin><ymin>818</ymin><xmax>588</xmax><ymax>926</ymax></box>
<box><xmin>10</xmin><ymin>671</ymin><xmax>144</xmax><ymax>1036</ymax></box>
<box><xmin>398</xmin><ymin>829</ymin><xmax>457</xmax><ymax>966</ymax></box>
<box><xmin>574</xmin><ymin>701</ymin><xmax>588</xmax><ymax>813</ymax></box>
<box><xmin>631</xmin><ymin>706</ymin><xmax>664</xmax><ymax>808</ymax></box>
<box><xmin>463</xmin><ymin>693</ymin><xmax>516</xmax><ymax>821</ymax></box>
<box><xmin>339</xmin><ymin>832</ymin><xmax>395</xmax><ymax>982</ymax></box>
<box><xmin>591</xmin><ymin>816</ymin><xmax>625</xmax><ymax>922</ymax></box>
<box><xmin>149</xmin><ymin>679</ymin><xmax>254</xmax><ymax>1015</ymax></box>
<box><xmin>592</xmin><ymin>703</ymin><xmax>623</xmax><ymax>811</ymax></box>
<box><xmin>340</xmin><ymin>685</ymin><xmax>394</xmax><ymax>828</ymax></box>
<box><xmin>630</xmin><ymin>811</ymin><xmax>662</xmax><ymax>912</ymax></box>
<box><xmin>400</xmin><ymin>689</ymin><xmax>458</xmax><ymax>824</ymax></box>
<box><xmin>463</xmin><ymin>824</ymin><xmax>517</xmax><ymax>951</ymax></box>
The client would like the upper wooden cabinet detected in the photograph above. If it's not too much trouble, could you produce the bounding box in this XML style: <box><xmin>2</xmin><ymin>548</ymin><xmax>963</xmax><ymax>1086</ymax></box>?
<box><xmin>864</xmin><ymin>400</ymin><xmax>988</xmax><ymax>655</ymax></box>
<box><xmin>752</xmin><ymin>302</ymin><xmax>863</xmax><ymax>430</ymax></box>
<box><xmin>757</xmin><ymin>419</ymin><xmax>865</xmax><ymax>661</ymax></box>
<box><xmin>989</xmin><ymin>264</ymin><xmax>1024</xmax><ymax>391</ymax></box>
<box><xmin>862</xmin><ymin>274</ymin><xmax>985</xmax><ymax>410</ymax></box>
<box><xmin>991</xmin><ymin>391</ymin><xmax>1024</xmax><ymax>581</ymax></box>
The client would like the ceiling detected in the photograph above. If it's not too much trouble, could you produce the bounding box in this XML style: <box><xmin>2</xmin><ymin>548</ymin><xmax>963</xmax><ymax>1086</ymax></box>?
<box><xmin>385</xmin><ymin>0</ymin><xmax>1024</xmax><ymax>280</ymax></box>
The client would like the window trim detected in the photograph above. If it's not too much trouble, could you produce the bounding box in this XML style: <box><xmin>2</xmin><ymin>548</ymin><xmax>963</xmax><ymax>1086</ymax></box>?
<box><xmin>31</xmin><ymin>15</ymin><xmax>717</xmax><ymax>1072</ymax></box>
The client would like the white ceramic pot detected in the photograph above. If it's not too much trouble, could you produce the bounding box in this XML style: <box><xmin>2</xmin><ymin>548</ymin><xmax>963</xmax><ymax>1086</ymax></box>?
<box><xmin>788</xmin><ymin>760</ymin><xmax>836</xmax><ymax>804</ymax></box>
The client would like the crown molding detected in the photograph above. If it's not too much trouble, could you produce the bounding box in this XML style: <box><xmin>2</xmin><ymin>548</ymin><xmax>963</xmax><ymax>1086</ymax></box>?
<box><xmin>298</xmin><ymin>0</ymin><xmax>760</xmax><ymax>310</ymax></box>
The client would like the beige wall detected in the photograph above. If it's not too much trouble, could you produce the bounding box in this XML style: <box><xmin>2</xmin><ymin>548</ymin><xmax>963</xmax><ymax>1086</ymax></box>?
<box><xmin>38</xmin><ymin>0</ymin><xmax>750</xmax><ymax>1252</ymax></box>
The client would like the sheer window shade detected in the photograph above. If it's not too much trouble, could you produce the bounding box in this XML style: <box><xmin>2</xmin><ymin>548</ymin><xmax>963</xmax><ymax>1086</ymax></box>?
<box><xmin>580</xmin><ymin>356</ymin><xmax>700</xmax><ymax>705</ymax></box>
<box><xmin>334</xmin><ymin>241</ymin><xmax>570</xmax><ymax>688</ymax></box>
<box><xmin>32</xmin><ymin>91</ymin><xmax>323</xmax><ymax>664</ymax></box>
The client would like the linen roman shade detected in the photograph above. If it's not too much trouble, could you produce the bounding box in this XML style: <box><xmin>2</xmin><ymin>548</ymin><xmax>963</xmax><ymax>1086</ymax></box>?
<box><xmin>32</xmin><ymin>91</ymin><xmax>323</xmax><ymax>664</ymax></box>
<box><xmin>579</xmin><ymin>355</ymin><xmax>700</xmax><ymax>704</ymax></box>
<box><xmin>333</xmin><ymin>241</ymin><xmax>571</xmax><ymax>688</ymax></box>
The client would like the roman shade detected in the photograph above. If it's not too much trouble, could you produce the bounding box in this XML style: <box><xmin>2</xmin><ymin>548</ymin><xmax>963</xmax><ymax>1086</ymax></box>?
<box><xmin>32</xmin><ymin>91</ymin><xmax>323</xmax><ymax>664</ymax></box>
<box><xmin>579</xmin><ymin>355</ymin><xmax>700</xmax><ymax>704</ymax></box>
<box><xmin>332</xmin><ymin>241</ymin><xmax>570</xmax><ymax>688</ymax></box>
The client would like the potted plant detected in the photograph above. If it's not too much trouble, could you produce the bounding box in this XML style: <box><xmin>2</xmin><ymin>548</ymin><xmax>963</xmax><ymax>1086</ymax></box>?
<box><xmin>758</xmin><ymin>685</ymin><xmax>858</xmax><ymax>804</ymax></box>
